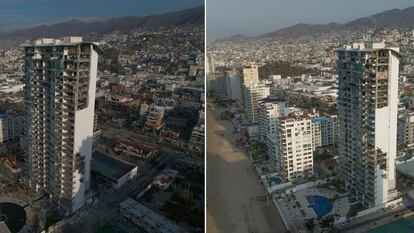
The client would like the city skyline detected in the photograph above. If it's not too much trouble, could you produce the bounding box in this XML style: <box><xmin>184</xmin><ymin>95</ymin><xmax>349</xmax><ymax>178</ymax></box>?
<box><xmin>5</xmin><ymin>1</ymin><xmax>414</xmax><ymax>233</ymax></box>
<box><xmin>0</xmin><ymin>2</ymin><xmax>205</xmax><ymax>232</ymax></box>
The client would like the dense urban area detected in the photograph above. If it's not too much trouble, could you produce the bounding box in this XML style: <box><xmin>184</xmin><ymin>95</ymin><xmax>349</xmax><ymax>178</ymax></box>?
<box><xmin>0</xmin><ymin>6</ymin><xmax>205</xmax><ymax>233</ymax></box>
<box><xmin>207</xmin><ymin>23</ymin><xmax>414</xmax><ymax>233</ymax></box>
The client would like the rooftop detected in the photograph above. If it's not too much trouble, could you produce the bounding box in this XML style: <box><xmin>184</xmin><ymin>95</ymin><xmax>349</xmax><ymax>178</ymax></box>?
<box><xmin>311</xmin><ymin>116</ymin><xmax>329</xmax><ymax>124</ymax></box>
<box><xmin>120</xmin><ymin>198</ymin><xmax>183</xmax><ymax>233</ymax></box>
<box><xmin>21</xmin><ymin>36</ymin><xmax>102</xmax><ymax>52</ymax></box>
<box><xmin>396</xmin><ymin>158</ymin><xmax>414</xmax><ymax>180</ymax></box>
<box><xmin>279</xmin><ymin>114</ymin><xmax>310</xmax><ymax>121</ymax></box>
<box><xmin>336</xmin><ymin>42</ymin><xmax>400</xmax><ymax>55</ymax></box>
<box><xmin>91</xmin><ymin>151</ymin><xmax>137</xmax><ymax>181</ymax></box>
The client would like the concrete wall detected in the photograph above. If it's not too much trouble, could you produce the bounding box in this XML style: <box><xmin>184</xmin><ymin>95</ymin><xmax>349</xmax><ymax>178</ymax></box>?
<box><xmin>113</xmin><ymin>167</ymin><xmax>138</xmax><ymax>189</ymax></box>
<box><xmin>72</xmin><ymin>46</ymin><xmax>98</xmax><ymax>212</ymax></box>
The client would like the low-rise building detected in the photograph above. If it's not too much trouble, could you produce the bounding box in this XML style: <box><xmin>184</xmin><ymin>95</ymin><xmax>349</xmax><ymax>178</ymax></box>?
<box><xmin>0</xmin><ymin>110</ymin><xmax>24</xmax><ymax>143</ymax></box>
<box><xmin>153</xmin><ymin>168</ymin><xmax>179</xmax><ymax>190</ymax></box>
<box><xmin>145</xmin><ymin>105</ymin><xmax>166</xmax><ymax>130</ymax></box>
<box><xmin>91</xmin><ymin>151</ymin><xmax>138</xmax><ymax>189</ymax></box>
<box><xmin>115</xmin><ymin>140</ymin><xmax>160</xmax><ymax>160</ymax></box>
<box><xmin>399</xmin><ymin>110</ymin><xmax>414</xmax><ymax>149</ymax></box>
<box><xmin>120</xmin><ymin>198</ymin><xmax>184</xmax><ymax>233</ymax></box>
<box><xmin>190</xmin><ymin>124</ymin><xmax>204</xmax><ymax>151</ymax></box>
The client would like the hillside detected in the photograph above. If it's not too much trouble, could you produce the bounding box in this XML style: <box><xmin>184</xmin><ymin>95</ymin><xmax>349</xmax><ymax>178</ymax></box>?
<box><xmin>1</xmin><ymin>6</ymin><xmax>204</xmax><ymax>40</ymax></box>
<box><xmin>216</xmin><ymin>5</ymin><xmax>414</xmax><ymax>41</ymax></box>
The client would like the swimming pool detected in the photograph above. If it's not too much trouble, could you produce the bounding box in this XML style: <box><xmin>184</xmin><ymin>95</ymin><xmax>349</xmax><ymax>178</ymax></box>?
<box><xmin>306</xmin><ymin>195</ymin><xmax>333</xmax><ymax>217</ymax></box>
<box><xmin>268</xmin><ymin>176</ymin><xmax>283</xmax><ymax>184</ymax></box>
<box><xmin>0</xmin><ymin>202</ymin><xmax>27</xmax><ymax>233</ymax></box>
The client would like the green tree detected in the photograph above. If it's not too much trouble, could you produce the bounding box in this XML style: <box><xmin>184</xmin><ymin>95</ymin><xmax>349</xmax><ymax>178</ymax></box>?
<box><xmin>305</xmin><ymin>218</ymin><xmax>315</xmax><ymax>231</ymax></box>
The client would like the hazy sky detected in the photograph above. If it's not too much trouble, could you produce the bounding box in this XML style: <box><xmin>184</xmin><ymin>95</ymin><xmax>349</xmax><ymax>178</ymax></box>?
<box><xmin>207</xmin><ymin>0</ymin><xmax>414</xmax><ymax>41</ymax></box>
<box><xmin>0</xmin><ymin>0</ymin><xmax>203</xmax><ymax>29</ymax></box>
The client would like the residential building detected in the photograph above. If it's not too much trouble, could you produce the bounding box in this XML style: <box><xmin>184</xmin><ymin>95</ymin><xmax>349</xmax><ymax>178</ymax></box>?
<box><xmin>206</xmin><ymin>52</ymin><xmax>215</xmax><ymax>74</ymax></box>
<box><xmin>399</xmin><ymin>110</ymin><xmax>414</xmax><ymax>149</ymax></box>
<box><xmin>242</xmin><ymin>63</ymin><xmax>260</xmax><ymax>84</ymax></box>
<box><xmin>337</xmin><ymin>42</ymin><xmax>400</xmax><ymax>208</ymax></box>
<box><xmin>190</xmin><ymin>124</ymin><xmax>204</xmax><ymax>151</ymax></box>
<box><xmin>0</xmin><ymin>110</ymin><xmax>24</xmax><ymax>143</ymax></box>
<box><xmin>270</xmin><ymin>113</ymin><xmax>314</xmax><ymax>181</ymax></box>
<box><xmin>208</xmin><ymin>75</ymin><xmax>241</xmax><ymax>101</ymax></box>
<box><xmin>246</xmin><ymin>124</ymin><xmax>260</xmax><ymax>141</ymax></box>
<box><xmin>145</xmin><ymin>105</ymin><xmax>166</xmax><ymax>130</ymax></box>
<box><xmin>23</xmin><ymin>37</ymin><xmax>99</xmax><ymax>214</ymax></box>
<box><xmin>242</xmin><ymin>83</ymin><xmax>270</xmax><ymax>123</ymax></box>
<box><xmin>311</xmin><ymin>115</ymin><xmax>337</xmax><ymax>148</ymax></box>
<box><xmin>257</xmin><ymin>98</ymin><xmax>288</xmax><ymax>141</ymax></box>
<box><xmin>210</xmin><ymin>76</ymin><xmax>228</xmax><ymax>97</ymax></box>
<box><xmin>226</xmin><ymin>75</ymin><xmax>241</xmax><ymax>101</ymax></box>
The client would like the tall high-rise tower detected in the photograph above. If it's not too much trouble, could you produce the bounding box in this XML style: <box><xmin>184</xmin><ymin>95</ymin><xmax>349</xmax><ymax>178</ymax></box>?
<box><xmin>337</xmin><ymin>42</ymin><xmax>400</xmax><ymax>208</ymax></box>
<box><xmin>22</xmin><ymin>37</ymin><xmax>99</xmax><ymax>214</ymax></box>
<box><xmin>242</xmin><ymin>83</ymin><xmax>270</xmax><ymax>123</ymax></box>
<box><xmin>242</xmin><ymin>63</ymin><xmax>260</xmax><ymax>84</ymax></box>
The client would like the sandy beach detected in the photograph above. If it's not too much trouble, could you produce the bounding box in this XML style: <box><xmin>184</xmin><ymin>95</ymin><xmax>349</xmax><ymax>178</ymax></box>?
<box><xmin>206</xmin><ymin>106</ymin><xmax>286</xmax><ymax>233</ymax></box>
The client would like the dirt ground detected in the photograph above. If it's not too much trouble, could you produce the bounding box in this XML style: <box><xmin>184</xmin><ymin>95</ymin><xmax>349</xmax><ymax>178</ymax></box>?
<box><xmin>206</xmin><ymin>106</ymin><xmax>286</xmax><ymax>233</ymax></box>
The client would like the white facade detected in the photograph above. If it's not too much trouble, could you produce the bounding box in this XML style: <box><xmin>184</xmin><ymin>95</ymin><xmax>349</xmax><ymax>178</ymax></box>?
<box><xmin>23</xmin><ymin>37</ymin><xmax>99</xmax><ymax>214</ymax></box>
<box><xmin>273</xmin><ymin>114</ymin><xmax>314</xmax><ymax>181</ymax></box>
<box><xmin>270</xmin><ymin>75</ymin><xmax>291</xmax><ymax>86</ymax></box>
<box><xmin>311</xmin><ymin>115</ymin><xmax>337</xmax><ymax>148</ymax></box>
<box><xmin>337</xmin><ymin>42</ymin><xmax>400</xmax><ymax>207</ymax></box>
<box><xmin>257</xmin><ymin>100</ymin><xmax>288</xmax><ymax>142</ymax></box>
<box><xmin>242</xmin><ymin>83</ymin><xmax>270</xmax><ymax>123</ymax></box>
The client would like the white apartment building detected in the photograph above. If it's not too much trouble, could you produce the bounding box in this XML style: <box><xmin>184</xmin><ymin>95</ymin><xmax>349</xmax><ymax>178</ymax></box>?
<box><xmin>257</xmin><ymin>99</ymin><xmax>289</xmax><ymax>142</ymax></box>
<box><xmin>337</xmin><ymin>42</ymin><xmax>400</xmax><ymax>208</ymax></box>
<box><xmin>270</xmin><ymin>113</ymin><xmax>314</xmax><ymax>181</ymax></box>
<box><xmin>242</xmin><ymin>83</ymin><xmax>270</xmax><ymax>123</ymax></box>
<box><xmin>0</xmin><ymin>111</ymin><xmax>24</xmax><ymax>143</ymax></box>
<box><xmin>311</xmin><ymin>115</ymin><xmax>337</xmax><ymax>148</ymax></box>
<box><xmin>226</xmin><ymin>75</ymin><xmax>241</xmax><ymax>101</ymax></box>
<box><xmin>23</xmin><ymin>37</ymin><xmax>99</xmax><ymax>214</ymax></box>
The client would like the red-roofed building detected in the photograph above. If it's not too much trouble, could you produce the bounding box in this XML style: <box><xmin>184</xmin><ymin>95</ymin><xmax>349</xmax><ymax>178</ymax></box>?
<box><xmin>153</xmin><ymin>168</ymin><xmax>179</xmax><ymax>190</ymax></box>
<box><xmin>115</xmin><ymin>140</ymin><xmax>160</xmax><ymax>160</ymax></box>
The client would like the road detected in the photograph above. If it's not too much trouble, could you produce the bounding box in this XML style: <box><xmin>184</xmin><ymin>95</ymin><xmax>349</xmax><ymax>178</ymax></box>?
<box><xmin>53</xmin><ymin>149</ymin><xmax>174</xmax><ymax>233</ymax></box>
<box><xmin>340</xmin><ymin>196</ymin><xmax>414</xmax><ymax>233</ymax></box>
<box><xmin>207</xmin><ymin>105</ymin><xmax>286</xmax><ymax>233</ymax></box>
<box><xmin>101</xmin><ymin>127</ymin><xmax>202</xmax><ymax>158</ymax></box>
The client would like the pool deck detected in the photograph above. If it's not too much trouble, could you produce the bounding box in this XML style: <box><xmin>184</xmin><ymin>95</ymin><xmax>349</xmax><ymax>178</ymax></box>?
<box><xmin>277</xmin><ymin>186</ymin><xmax>350</xmax><ymax>231</ymax></box>
<box><xmin>0</xmin><ymin>198</ymin><xmax>31</xmax><ymax>233</ymax></box>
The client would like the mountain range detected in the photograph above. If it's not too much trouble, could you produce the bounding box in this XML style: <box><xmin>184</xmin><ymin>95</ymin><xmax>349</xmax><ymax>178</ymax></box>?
<box><xmin>0</xmin><ymin>6</ymin><xmax>204</xmax><ymax>40</ymax></box>
<box><xmin>216</xmin><ymin>6</ymin><xmax>414</xmax><ymax>42</ymax></box>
